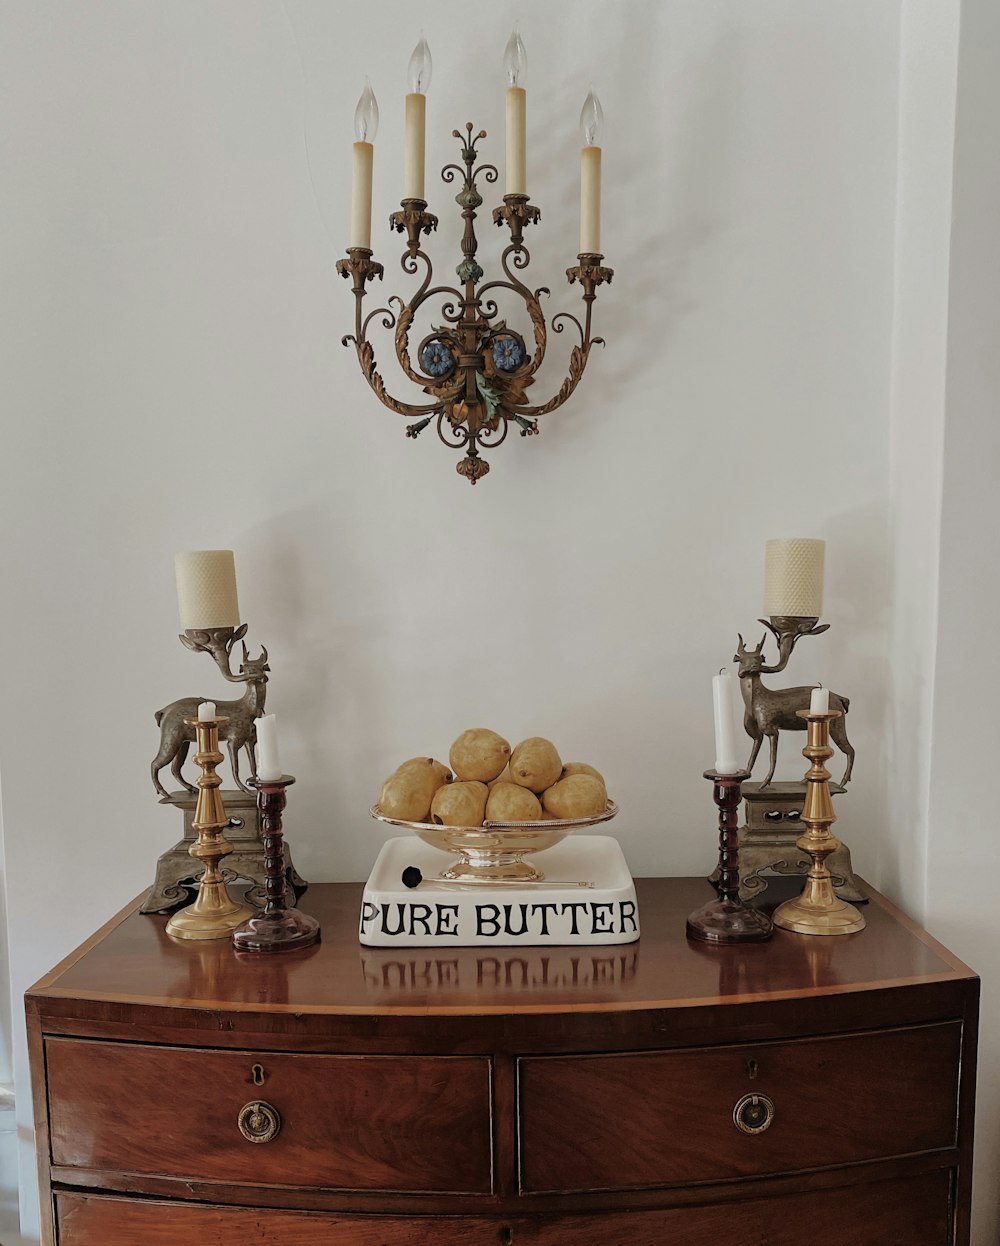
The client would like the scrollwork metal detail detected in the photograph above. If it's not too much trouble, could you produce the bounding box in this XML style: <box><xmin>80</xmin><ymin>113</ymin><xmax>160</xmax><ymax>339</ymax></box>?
<box><xmin>339</xmin><ymin>121</ymin><xmax>612</xmax><ymax>483</ymax></box>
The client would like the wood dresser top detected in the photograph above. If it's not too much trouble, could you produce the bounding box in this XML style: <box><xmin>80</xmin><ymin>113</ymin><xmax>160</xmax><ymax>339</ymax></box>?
<box><xmin>28</xmin><ymin>877</ymin><xmax>974</xmax><ymax>1021</ymax></box>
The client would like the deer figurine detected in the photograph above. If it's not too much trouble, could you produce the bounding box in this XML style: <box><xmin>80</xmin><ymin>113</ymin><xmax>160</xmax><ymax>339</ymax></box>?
<box><xmin>150</xmin><ymin>641</ymin><xmax>270</xmax><ymax>799</ymax></box>
<box><xmin>734</xmin><ymin>634</ymin><xmax>854</xmax><ymax>788</ymax></box>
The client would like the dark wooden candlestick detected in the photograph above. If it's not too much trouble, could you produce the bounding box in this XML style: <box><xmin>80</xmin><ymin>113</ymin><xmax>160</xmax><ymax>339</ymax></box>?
<box><xmin>231</xmin><ymin>776</ymin><xmax>320</xmax><ymax>953</ymax></box>
<box><xmin>687</xmin><ymin>770</ymin><xmax>773</xmax><ymax>944</ymax></box>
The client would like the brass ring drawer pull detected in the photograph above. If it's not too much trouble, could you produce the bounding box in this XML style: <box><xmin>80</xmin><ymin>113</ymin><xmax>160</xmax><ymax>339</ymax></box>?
<box><xmin>733</xmin><ymin>1092</ymin><xmax>775</xmax><ymax>1135</ymax></box>
<box><xmin>238</xmin><ymin>1100</ymin><xmax>281</xmax><ymax>1144</ymax></box>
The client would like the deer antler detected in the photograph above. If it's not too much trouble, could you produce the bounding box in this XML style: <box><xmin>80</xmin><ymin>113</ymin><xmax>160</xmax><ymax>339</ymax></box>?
<box><xmin>757</xmin><ymin>618</ymin><xmax>830</xmax><ymax>674</ymax></box>
<box><xmin>178</xmin><ymin>623</ymin><xmax>250</xmax><ymax>681</ymax></box>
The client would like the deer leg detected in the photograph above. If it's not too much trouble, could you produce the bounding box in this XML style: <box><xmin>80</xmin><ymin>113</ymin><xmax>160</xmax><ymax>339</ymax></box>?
<box><xmin>150</xmin><ymin>755</ymin><xmax>171</xmax><ymax>799</ymax></box>
<box><xmin>831</xmin><ymin>718</ymin><xmax>855</xmax><ymax>784</ymax></box>
<box><xmin>170</xmin><ymin>740</ymin><xmax>197</xmax><ymax>794</ymax></box>
<box><xmin>761</xmin><ymin>733</ymin><xmax>779</xmax><ymax>788</ymax></box>
<box><xmin>229</xmin><ymin>737</ymin><xmax>253</xmax><ymax>794</ymax></box>
<box><xmin>245</xmin><ymin>741</ymin><xmax>258</xmax><ymax>781</ymax></box>
<box><xmin>745</xmin><ymin>735</ymin><xmax>763</xmax><ymax>776</ymax></box>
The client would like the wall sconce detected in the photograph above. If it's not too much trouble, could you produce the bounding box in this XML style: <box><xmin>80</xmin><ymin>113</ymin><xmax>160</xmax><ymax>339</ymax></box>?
<box><xmin>338</xmin><ymin>32</ymin><xmax>613</xmax><ymax>484</ymax></box>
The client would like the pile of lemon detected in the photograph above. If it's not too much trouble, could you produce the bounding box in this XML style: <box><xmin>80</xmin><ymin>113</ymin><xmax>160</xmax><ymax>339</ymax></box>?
<box><xmin>378</xmin><ymin>728</ymin><xmax>608</xmax><ymax>827</ymax></box>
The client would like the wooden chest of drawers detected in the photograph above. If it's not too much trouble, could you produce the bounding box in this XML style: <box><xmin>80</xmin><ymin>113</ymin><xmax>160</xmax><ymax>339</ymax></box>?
<box><xmin>26</xmin><ymin>877</ymin><xmax>978</xmax><ymax>1245</ymax></box>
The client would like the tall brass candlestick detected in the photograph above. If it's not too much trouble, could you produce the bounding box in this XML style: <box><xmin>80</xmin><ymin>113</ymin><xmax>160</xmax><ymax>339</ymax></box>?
<box><xmin>165</xmin><ymin>715</ymin><xmax>252</xmax><ymax>941</ymax></box>
<box><xmin>772</xmin><ymin>710</ymin><xmax>866</xmax><ymax>936</ymax></box>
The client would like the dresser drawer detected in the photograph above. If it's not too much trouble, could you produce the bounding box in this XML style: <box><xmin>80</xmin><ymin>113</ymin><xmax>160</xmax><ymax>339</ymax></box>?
<box><xmin>519</xmin><ymin>1023</ymin><xmax>961</xmax><ymax>1192</ymax></box>
<box><xmin>526</xmin><ymin>1169</ymin><xmax>952</xmax><ymax>1245</ymax></box>
<box><xmin>55</xmin><ymin>1193</ymin><xmax>495</xmax><ymax>1245</ymax></box>
<box><xmin>55</xmin><ymin>1169</ymin><xmax>952</xmax><ymax>1246</ymax></box>
<box><xmin>46</xmin><ymin>1038</ymin><xmax>493</xmax><ymax>1193</ymax></box>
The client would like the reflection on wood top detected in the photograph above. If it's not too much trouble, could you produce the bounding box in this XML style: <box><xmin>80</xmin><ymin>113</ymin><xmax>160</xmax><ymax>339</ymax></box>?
<box><xmin>28</xmin><ymin>878</ymin><xmax>975</xmax><ymax>1024</ymax></box>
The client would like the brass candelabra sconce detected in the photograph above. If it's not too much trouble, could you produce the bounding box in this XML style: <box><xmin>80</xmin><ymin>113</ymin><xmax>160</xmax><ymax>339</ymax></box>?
<box><xmin>338</xmin><ymin>35</ymin><xmax>612</xmax><ymax>484</ymax></box>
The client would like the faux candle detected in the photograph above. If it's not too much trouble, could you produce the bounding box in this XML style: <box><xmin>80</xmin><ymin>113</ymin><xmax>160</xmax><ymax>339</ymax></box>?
<box><xmin>712</xmin><ymin>669</ymin><xmax>742</xmax><ymax>774</ymax></box>
<box><xmin>579</xmin><ymin>89</ymin><xmax>604</xmax><ymax>254</ymax></box>
<box><xmin>175</xmin><ymin>550</ymin><xmax>240</xmax><ymax>631</ymax></box>
<box><xmin>198</xmin><ymin>701</ymin><xmax>216</xmax><ymax>722</ymax></box>
<box><xmin>404</xmin><ymin>36</ymin><xmax>431</xmax><ymax>200</ymax></box>
<box><xmin>351</xmin><ymin>79</ymin><xmax>379</xmax><ymax>249</ymax></box>
<box><xmin>763</xmin><ymin>538</ymin><xmax>825</xmax><ymax>617</ymax></box>
<box><xmin>504</xmin><ymin>28</ymin><xmax>527</xmax><ymax>195</ymax></box>
<box><xmin>810</xmin><ymin>687</ymin><xmax>830</xmax><ymax>714</ymax></box>
<box><xmin>255</xmin><ymin>713</ymin><xmax>282</xmax><ymax>781</ymax></box>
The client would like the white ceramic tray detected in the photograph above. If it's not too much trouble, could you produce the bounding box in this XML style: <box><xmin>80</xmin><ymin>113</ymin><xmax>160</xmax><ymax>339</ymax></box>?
<box><xmin>359</xmin><ymin>834</ymin><xmax>640</xmax><ymax>947</ymax></box>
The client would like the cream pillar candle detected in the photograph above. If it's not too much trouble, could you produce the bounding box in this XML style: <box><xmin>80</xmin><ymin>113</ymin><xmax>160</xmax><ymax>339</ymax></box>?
<box><xmin>351</xmin><ymin>79</ymin><xmax>379</xmax><ymax>249</ymax></box>
<box><xmin>763</xmin><ymin>538</ymin><xmax>826</xmax><ymax>617</ymax></box>
<box><xmin>579</xmin><ymin>89</ymin><xmax>604</xmax><ymax>254</ymax></box>
<box><xmin>712</xmin><ymin>669</ymin><xmax>742</xmax><ymax>774</ymax></box>
<box><xmin>503</xmin><ymin>28</ymin><xmax>527</xmax><ymax>196</ymax></box>
<box><xmin>255</xmin><ymin>713</ymin><xmax>282</xmax><ymax>781</ymax></box>
<box><xmin>810</xmin><ymin>687</ymin><xmax>830</xmax><ymax>714</ymax></box>
<box><xmin>175</xmin><ymin>550</ymin><xmax>240</xmax><ymax>631</ymax></box>
<box><xmin>404</xmin><ymin>36</ymin><xmax>431</xmax><ymax>201</ymax></box>
<box><xmin>198</xmin><ymin>701</ymin><xmax>217</xmax><ymax>722</ymax></box>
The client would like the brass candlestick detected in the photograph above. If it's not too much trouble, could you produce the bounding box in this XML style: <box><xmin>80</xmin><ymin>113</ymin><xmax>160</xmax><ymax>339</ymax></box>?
<box><xmin>165</xmin><ymin>715</ymin><xmax>252</xmax><ymax>941</ymax></box>
<box><xmin>232</xmin><ymin>776</ymin><xmax>320</xmax><ymax>954</ymax></box>
<box><xmin>772</xmin><ymin>710</ymin><xmax>866</xmax><ymax>936</ymax></box>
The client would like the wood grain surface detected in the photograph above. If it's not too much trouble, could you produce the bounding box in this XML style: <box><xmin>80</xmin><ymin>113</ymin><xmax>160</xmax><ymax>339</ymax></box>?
<box><xmin>54</xmin><ymin>1170</ymin><xmax>952</xmax><ymax>1246</ymax></box>
<box><xmin>26</xmin><ymin>878</ymin><xmax>978</xmax><ymax>1246</ymax></box>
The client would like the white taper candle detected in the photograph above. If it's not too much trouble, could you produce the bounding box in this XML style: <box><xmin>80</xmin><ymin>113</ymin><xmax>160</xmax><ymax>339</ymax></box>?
<box><xmin>713</xmin><ymin>669</ymin><xmax>742</xmax><ymax>774</ymax></box>
<box><xmin>255</xmin><ymin>714</ymin><xmax>282</xmax><ymax>781</ymax></box>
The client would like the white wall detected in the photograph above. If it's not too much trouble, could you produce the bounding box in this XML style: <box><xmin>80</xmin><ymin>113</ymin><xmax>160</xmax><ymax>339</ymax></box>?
<box><xmin>923</xmin><ymin>0</ymin><xmax>1000</xmax><ymax>1241</ymax></box>
<box><xmin>0</xmin><ymin>1</ymin><xmax>913</xmax><ymax>1238</ymax></box>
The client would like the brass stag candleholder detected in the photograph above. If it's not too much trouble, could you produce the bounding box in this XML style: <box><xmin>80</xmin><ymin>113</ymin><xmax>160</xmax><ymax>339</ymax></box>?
<box><xmin>165</xmin><ymin>715</ymin><xmax>252</xmax><ymax>942</ymax></box>
<box><xmin>338</xmin><ymin>123</ymin><xmax>612</xmax><ymax>484</ymax></box>
<box><xmin>772</xmin><ymin>710</ymin><xmax>866</xmax><ymax>936</ymax></box>
<box><xmin>145</xmin><ymin>625</ymin><xmax>307</xmax><ymax>914</ymax></box>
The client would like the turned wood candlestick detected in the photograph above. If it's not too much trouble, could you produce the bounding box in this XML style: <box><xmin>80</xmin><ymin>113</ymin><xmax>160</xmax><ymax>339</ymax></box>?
<box><xmin>687</xmin><ymin>770</ymin><xmax>773</xmax><ymax>944</ymax></box>
<box><xmin>231</xmin><ymin>776</ymin><xmax>320</xmax><ymax>953</ymax></box>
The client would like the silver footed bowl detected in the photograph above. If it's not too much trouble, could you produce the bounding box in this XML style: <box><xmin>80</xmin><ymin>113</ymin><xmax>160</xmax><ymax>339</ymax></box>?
<box><xmin>369</xmin><ymin>800</ymin><xmax>618</xmax><ymax>883</ymax></box>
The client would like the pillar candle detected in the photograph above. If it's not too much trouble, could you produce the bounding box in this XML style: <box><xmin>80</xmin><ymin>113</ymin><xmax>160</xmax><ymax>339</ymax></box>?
<box><xmin>763</xmin><ymin>538</ymin><xmax>826</xmax><ymax>617</ymax></box>
<box><xmin>198</xmin><ymin>701</ymin><xmax>217</xmax><ymax>722</ymax></box>
<box><xmin>713</xmin><ymin>669</ymin><xmax>742</xmax><ymax>774</ymax></box>
<box><xmin>810</xmin><ymin>687</ymin><xmax>830</xmax><ymax>714</ymax></box>
<box><xmin>175</xmin><ymin>550</ymin><xmax>240</xmax><ymax>631</ymax></box>
<box><xmin>255</xmin><ymin>714</ymin><xmax>282</xmax><ymax>781</ymax></box>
